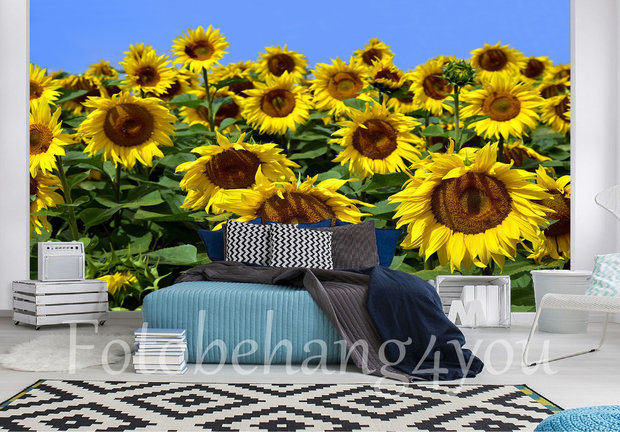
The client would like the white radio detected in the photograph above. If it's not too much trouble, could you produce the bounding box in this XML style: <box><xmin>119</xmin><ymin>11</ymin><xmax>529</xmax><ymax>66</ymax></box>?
<box><xmin>37</xmin><ymin>241</ymin><xmax>85</xmax><ymax>281</ymax></box>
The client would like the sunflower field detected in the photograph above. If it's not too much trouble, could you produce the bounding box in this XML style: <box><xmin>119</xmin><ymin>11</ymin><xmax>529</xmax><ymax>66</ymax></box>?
<box><xmin>29</xmin><ymin>27</ymin><xmax>571</xmax><ymax>310</ymax></box>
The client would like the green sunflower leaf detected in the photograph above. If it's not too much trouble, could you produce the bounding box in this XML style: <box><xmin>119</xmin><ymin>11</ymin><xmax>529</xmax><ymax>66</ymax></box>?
<box><xmin>463</xmin><ymin>114</ymin><xmax>490</xmax><ymax>127</ymax></box>
<box><xmin>218</xmin><ymin>117</ymin><xmax>237</xmax><ymax>131</ymax></box>
<box><xmin>166</xmin><ymin>94</ymin><xmax>202</xmax><ymax>108</ymax></box>
<box><xmin>289</xmin><ymin>147</ymin><xmax>329</xmax><ymax>160</ymax></box>
<box><xmin>55</xmin><ymin>89</ymin><xmax>89</xmax><ymax>104</ymax></box>
<box><xmin>422</xmin><ymin>125</ymin><xmax>445</xmax><ymax>137</ymax></box>
<box><xmin>144</xmin><ymin>245</ymin><xmax>197</xmax><ymax>266</ymax></box>
<box><xmin>342</xmin><ymin>98</ymin><xmax>367</xmax><ymax>111</ymax></box>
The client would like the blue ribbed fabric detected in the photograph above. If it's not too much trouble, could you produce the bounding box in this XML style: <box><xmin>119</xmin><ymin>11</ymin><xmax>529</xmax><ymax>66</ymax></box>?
<box><xmin>142</xmin><ymin>282</ymin><xmax>342</xmax><ymax>364</ymax></box>
<box><xmin>536</xmin><ymin>406</ymin><xmax>620</xmax><ymax>431</ymax></box>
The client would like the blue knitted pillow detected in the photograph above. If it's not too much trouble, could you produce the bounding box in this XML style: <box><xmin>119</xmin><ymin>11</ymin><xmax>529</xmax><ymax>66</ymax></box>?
<box><xmin>587</xmin><ymin>253</ymin><xmax>620</xmax><ymax>297</ymax></box>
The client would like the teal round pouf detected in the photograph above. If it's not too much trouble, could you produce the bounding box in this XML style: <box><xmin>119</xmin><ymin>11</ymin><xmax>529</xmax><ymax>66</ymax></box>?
<box><xmin>535</xmin><ymin>406</ymin><xmax>620</xmax><ymax>431</ymax></box>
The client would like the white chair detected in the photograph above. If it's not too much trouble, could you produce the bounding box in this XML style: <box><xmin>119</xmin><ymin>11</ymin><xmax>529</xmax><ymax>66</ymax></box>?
<box><xmin>523</xmin><ymin>185</ymin><xmax>620</xmax><ymax>366</ymax></box>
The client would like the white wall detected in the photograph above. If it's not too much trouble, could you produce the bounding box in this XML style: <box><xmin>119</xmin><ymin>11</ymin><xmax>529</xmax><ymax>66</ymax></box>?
<box><xmin>571</xmin><ymin>0</ymin><xmax>620</xmax><ymax>270</ymax></box>
<box><xmin>0</xmin><ymin>0</ymin><xmax>29</xmax><ymax>310</ymax></box>
<box><xmin>0</xmin><ymin>1</ymin><xmax>618</xmax><ymax>310</ymax></box>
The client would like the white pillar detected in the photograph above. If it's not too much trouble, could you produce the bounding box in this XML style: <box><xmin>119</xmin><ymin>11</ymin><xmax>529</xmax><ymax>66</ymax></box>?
<box><xmin>0</xmin><ymin>0</ymin><xmax>29</xmax><ymax>310</ymax></box>
<box><xmin>571</xmin><ymin>0</ymin><xmax>619</xmax><ymax>271</ymax></box>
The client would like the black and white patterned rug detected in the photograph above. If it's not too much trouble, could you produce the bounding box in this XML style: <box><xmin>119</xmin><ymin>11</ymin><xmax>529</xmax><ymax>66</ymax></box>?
<box><xmin>0</xmin><ymin>380</ymin><xmax>560</xmax><ymax>431</ymax></box>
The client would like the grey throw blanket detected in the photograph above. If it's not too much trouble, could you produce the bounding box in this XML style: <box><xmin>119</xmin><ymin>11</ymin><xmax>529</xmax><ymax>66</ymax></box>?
<box><xmin>175</xmin><ymin>261</ymin><xmax>410</xmax><ymax>381</ymax></box>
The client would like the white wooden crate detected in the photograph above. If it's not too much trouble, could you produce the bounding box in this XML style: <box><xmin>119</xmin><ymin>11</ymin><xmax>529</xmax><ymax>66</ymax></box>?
<box><xmin>12</xmin><ymin>280</ymin><xmax>108</xmax><ymax>329</ymax></box>
<box><xmin>435</xmin><ymin>275</ymin><xmax>511</xmax><ymax>328</ymax></box>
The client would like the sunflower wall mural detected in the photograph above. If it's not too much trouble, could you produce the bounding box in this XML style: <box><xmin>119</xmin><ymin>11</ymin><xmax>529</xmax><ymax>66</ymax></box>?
<box><xmin>28</xmin><ymin>28</ymin><xmax>571</xmax><ymax>311</ymax></box>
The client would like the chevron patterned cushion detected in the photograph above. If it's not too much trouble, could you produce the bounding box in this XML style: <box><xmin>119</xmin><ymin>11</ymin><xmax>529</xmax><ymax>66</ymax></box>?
<box><xmin>270</xmin><ymin>223</ymin><xmax>333</xmax><ymax>269</ymax></box>
<box><xmin>587</xmin><ymin>253</ymin><xmax>620</xmax><ymax>297</ymax></box>
<box><xmin>225</xmin><ymin>220</ymin><xmax>271</xmax><ymax>265</ymax></box>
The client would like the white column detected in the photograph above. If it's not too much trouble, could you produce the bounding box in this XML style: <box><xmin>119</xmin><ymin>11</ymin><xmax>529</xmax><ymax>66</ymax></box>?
<box><xmin>571</xmin><ymin>0</ymin><xmax>619</xmax><ymax>271</ymax></box>
<box><xmin>0</xmin><ymin>0</ymin><xmax>29</xmax><ymax>310</ymax></box>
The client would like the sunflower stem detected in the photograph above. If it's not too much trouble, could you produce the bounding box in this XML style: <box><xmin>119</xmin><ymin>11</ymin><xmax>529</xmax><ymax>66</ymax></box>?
<box><xmin>55</xmin><ymin>155</ymin><xmax>80</xmax><ymax>241</ymax></box>
<box><xmin>113</xmin><ymin>164</ymin><xmax>122</xmax><ymax>229</ymax></box>
<box><xmin>202</xmin><ymin>68</ymin><xmax>216</xmax><ymax>131</ymax></box>
<box><xmin>453</xmin><ymin>85</ymin><xmax>461</xmax><ymax>151</ymax></box>
<box><xmin>498</xmin><ymin>136</ymin><xmax>504</xmax><ymax>163</ymax></box>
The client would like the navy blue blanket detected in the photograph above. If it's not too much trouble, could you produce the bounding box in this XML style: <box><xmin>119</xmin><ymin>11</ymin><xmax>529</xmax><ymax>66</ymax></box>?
<box><xmin>366</xmin><ymin>266</ymin><xmax>484</xmax><ymax>380</ymax></box>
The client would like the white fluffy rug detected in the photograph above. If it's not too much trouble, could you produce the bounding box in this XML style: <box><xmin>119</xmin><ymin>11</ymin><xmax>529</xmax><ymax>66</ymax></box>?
<box><xmin>0</xmin><ymin>333</ymin><xmax>134</xmax><ymax>372</ymax></box>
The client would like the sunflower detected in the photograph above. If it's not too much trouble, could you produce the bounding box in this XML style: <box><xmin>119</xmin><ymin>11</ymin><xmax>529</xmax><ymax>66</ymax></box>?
<box><xmin>529</xmin><ymin>166</ymin><xmax>570</xmax><ymax>262</ymax></box>
<box><xmin>309</xmin><ymin>58</ymin><xmax>369</xmax><ymax>116</ymax></box>
<box><xmin>470</xmin><ymin>42</ymin><xmax>526</xmax><ymax>82</ymax></box>
<box><xmin>178</xmin><ymin>88</ymin><xmax>243</xmax><ymax>131</ymax></box>
<box><xmin>331</xmin><ymin>103</ymin><xmax>422</xmax><ymax>179</ymax></box>
<box><xmin>353</xmin><ymin>38</ymin><xmax>394</xmax><ymax>69</ymax></box>
<box><xmin>390</xmin><ymin>143</ymin><xmax>551</xmax><ymax>271</ymax></box>
<box><xmin>386</xmin><ymin>70</ymin><xmax>417</xmax><ymax>114</ymax></box>
<box><xmin>242</xmin><ymin>72</ymin><xmax>311</xmax><ymax>135</ymax></box>
<box><xmin>410</xmin><ymin>57</ymin><xmax>454</xmax><ymax>115</ymax></box>
<box><xmin>210</xmin><ymin>60</ymin><xmax>256</xmax><ymax>97</ymax></box>
<box><xmin>502</xmin><ymin>141</ymin><xmax>551</xmax><ymax>168</ymax></box>
<box><xmin>460</xmin><ymin>73</ymin><xmax>542</xmax><ymax>140</ymax></box>
<box><xmin>369</xmin><ymin>57</ymin><xmax>404</xmax><ymax>90</ymax></box>
<box><xmin>30</xmin><ymin>171</ymin><xmax>64</xmax><ymax>234</ymax></box>
<box><xmin>256</xmin><ymin>46</ymin><xmax>307</xmax><ymax>81</ymax></box>
<box><xmin>78</xmin><ymin>92</ymin><xmax>176</xmax><ymax>169</ymax></box>
<box><xmin>85</xmin><ymin>60</ymin><xmax>118</xmax><ymax>79</ymax></box>
<box><xmin>158</xmin><ymin>69</ymin><xmax>200</xmax><ymax>101</ymax></box>
<box><xmin>218</xmin><ymin>168</ymin><xmax>370</xmax><ymax>224</ymax></box>
<box><xmin>29</xmin><ymin>103</ymin><xmax>71</xmax><ymax>176</ymax></box>
<box><xmin>545</xmin><ymin>64</ymin><xmax>570</xmax><ymax>81</ymax></box>
<box><xmin>172</xmin><ymin>26</ymin><xmax>229</xmax><ymax>73</ymax></box>
<box><xmin>175</xmin><ymin>132</ymin><xmax>298</xmax><ymax>213</ymax></box>
<box><xmin>30</xmin><ymin>64</ymin><xmax>60</xmax><ymax>109</ymax></box>
<box><xmin>97</xmin><ymin>272</ymin><xmax>137</xmax><ymax>295</ymax></box>
<box><xmin>540</xmin><ymin>94</ymin><xmax>570</xmax><ymax>134</ymax></box>
<box><xmin>121</xmin><ymin>50</ymin><xmax>176</xmax><ymax>95</ymax></box>
<box><xmin>520</xmin><ymin>56</ymin><xmax>552</xmax><ymax>82</ymax></box>
<box><xmin>538</xmin><ymin>78</ymin><xmax>570</xmax><ymax>99</ymax></box>
<box><xmin>123</xmin><ymin>43</ymin><xmax>156</xmax><ymax>62</ymax></box>
<box><xmin>59</xmin><ymin>75</ymin><xmax>106</xmax><ymax>114</ymax></box>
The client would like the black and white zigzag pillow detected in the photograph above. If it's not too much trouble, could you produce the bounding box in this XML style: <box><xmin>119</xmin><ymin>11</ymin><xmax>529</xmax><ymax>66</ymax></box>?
<box><xmin>225</xmin><ymin>220</ymin><xmax>271</xmax><ymax>265</ymax></box>
<box><xmin>269</xmin><ymin>223</ymin><xmax>333</xmax><ymax>269</ymax></box>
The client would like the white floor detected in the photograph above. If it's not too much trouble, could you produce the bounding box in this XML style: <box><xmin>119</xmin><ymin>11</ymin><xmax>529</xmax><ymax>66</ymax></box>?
<box><xmin>1</xmin><ymin>315</ymin><xmax>619</xmax><ymax>410</ymax></box>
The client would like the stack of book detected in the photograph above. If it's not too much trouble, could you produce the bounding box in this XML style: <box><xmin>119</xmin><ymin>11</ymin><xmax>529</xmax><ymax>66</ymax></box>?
<box><xmin>133</xmin><ymin>328</ymin><xmax>187</xmax><ymax>374</ymax></box>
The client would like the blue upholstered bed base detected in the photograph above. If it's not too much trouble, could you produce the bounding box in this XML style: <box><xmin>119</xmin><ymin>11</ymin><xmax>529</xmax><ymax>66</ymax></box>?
<box><xmin>141</xmin><ymin>281</ymin><xmax>343</xmax><ymax>364</ymax></box>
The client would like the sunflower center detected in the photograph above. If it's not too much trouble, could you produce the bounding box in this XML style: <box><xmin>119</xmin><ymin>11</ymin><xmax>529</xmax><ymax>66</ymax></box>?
<box><xmin>484</xmin><ymin>94</ymin><xmax>521</xmax><ymax>121</ymax></box>
<box><xmin>30</xmin><ymin>176</ymin><xmax>37</xmax><ymax>195</ymax></box>
<box><xmin>257</xmin><ymin>191</ymin><xmax>335</xmax><ymax>224</ymax></box>
<box><xmin>30</xmin><ymin>80</ymin><xmax>43</xmax><ymax>99</ymax></box>
<box><xmin>204</xmin><ymin>149</ymin><xmax>260</xmax><ymax>189</ymax></box>
<box><xmin>30</xmin><ymin>124</ymin><xmax>53</xmax><ymax>155</ymax></box>
<box><xmin>268</xmin><ymin>54</ymin><xmax>296</xmax><ymax>77</ymax></box>
<box><xmin>554</xmin><ymin>97</ymin><xmax>570</xmax><ymax>122</ymax></box>
<box><xmin>479</xmin><ymin>48</ymin><xmax>509</xmax><ymax>71</ymax></box>
<box><xmin>261</xmin><ymin>89</ymin><xmax>296</xmax><ymax>117</ymax></box>
<box><xmin>136</xmin><ymin>66</ymin><xmax>159</xmax><ymax>86</ymax></box>
<box><xmin>161</xmin><ymin>79</ymin><xmax>182</xmax><ymax>100</ymax></box>
<box><xmin>229</xmin><ymin>77</ymin><xmax>254</xmax><ymax>97</ymax></box>
<box><xmin>423</xmin><ymin>74</ymin><xmax>452</xmax><ymax>100</ymax></box>
<box><xmin>185</xmin><ymin>41</ymin><xmax>214</xmax><ymax>60</ymax></box>
<box><xmin>542</xmin><ymin>192</ymin><xmax>570</xmax><ymax>237</ymax></box>
<box><xmin>431</xmin><ymin>172</ymin><xmax>512</xmax><ymax>235</ymax></box>
<box><xmin>328</xmin><ymin>72</ymin><xmax>363</xmax><ymax>100</ymax></box>
<box><xmin>103</xmin><ymin>103</ymin><xmax>154</xmax><ymax>148</ymax></box>
<box><xmin>503</xmin><ymin>145</ymin><xmax>529</xmax><ymax>167</ymax></box>
<box><xmin>522</xmin><ymin>59</ymin><xmax>545</xmax><ymax>79</ymax></box>
<box><xmin>540</xmin><ymin>83</ymin><xmax>568</xmax><ymax>99</ymax></box>
<box><xmin>352</xmin><ymin>119</ymin><xmax>398</xmax><ymax>159</ymax></box>
<box><xmin>374</xmin><ymin>68</ymin><xmax>402</xmax><ymax>84</ymax></box>
<box><xmin>214</xmin><ymin>100</ymin><xmax>240</xmax><ymax>127</ymax></box>
<box><xmin>362</xmin><ymin>49</ymin><xmax>382</xmax><ymax>66</ymax></box>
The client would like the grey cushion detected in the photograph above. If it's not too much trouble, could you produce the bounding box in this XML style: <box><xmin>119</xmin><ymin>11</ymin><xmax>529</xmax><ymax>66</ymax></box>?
<box><xmin>317</xmin><ymin>220</ymin><xmax>379</xmax><ymax>269</ymax></box>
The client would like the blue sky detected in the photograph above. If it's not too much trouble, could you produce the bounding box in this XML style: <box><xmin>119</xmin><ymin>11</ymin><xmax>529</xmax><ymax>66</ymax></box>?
<box><xmin>30</xmin><ymin>0</ymin><xmax>570</xmax><ymax>73</ymax></box>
